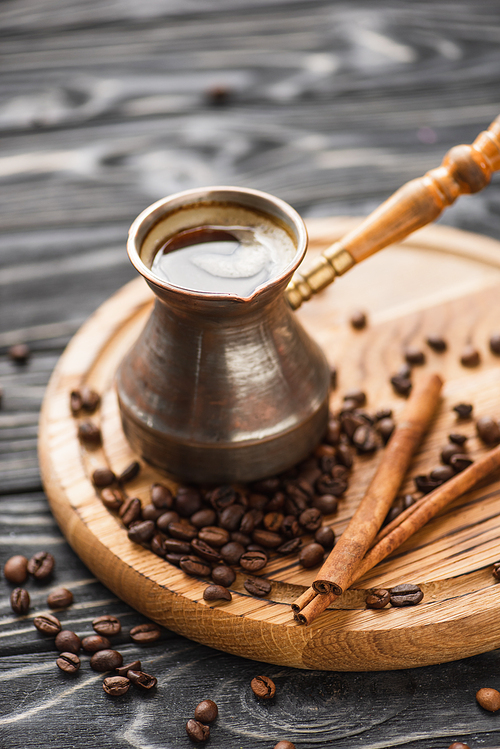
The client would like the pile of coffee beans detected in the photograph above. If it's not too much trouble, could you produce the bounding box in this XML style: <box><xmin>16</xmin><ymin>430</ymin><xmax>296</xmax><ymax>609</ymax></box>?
<box><xmin>365</xmin><ymin>584</ymin><xmax>423</xmax><ymax>609</ymax></box>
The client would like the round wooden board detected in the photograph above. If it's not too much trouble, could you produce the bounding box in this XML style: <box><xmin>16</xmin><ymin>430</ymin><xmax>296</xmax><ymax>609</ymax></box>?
<box><xmin>39</xmin><ymin>219</ymin><xmax>500</xmax><ymax>671</ymax></box>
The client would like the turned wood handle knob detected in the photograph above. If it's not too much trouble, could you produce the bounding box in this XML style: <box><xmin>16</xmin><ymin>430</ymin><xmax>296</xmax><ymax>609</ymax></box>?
<box><xmin>286</xmin><ymin>115</ymin><xmax>500</xmax><ymax>310</ymax></box>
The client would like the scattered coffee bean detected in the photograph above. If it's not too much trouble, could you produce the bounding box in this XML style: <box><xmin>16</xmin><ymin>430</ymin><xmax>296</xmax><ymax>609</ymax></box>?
<box><xmin>450</xmin><ymin>454</ymin><xmax>474</xmax><ymax>472</ymax></box>
<box><xmin>489</xmin><ymin>332</ymin><xmax>500</xmax><ymax>355</ymax></box>
<box><xmin>366</xmin><ymin>589</ymin><xmax>390</xmax><ymax>609</ymax></box>
<box><xmin>390</xmin><ymin>374</ymin><xmax>412</xmax><ymax>397</ymax></box>
<box><xmin>27</xmin><ymin>550</ymin><xmax>55</xmax><ymax>580</ymax></box>
<box><xmin>194</xmin><ymin>699</ymin><xmax>218</xmax><ymax>724</ymax></box>
<box><xmin>453</xmin><ymin>403</ymin><xmax>473</xmax><ymax>419</ymax></box>
<box><xmin>91</xmin><ymin>467</ymin><xmax>116</xmax><ymax>488</ymax></box>
<box><xmin>274</xmin><ymin>742</ymin><xmax>296</xmax><ymax>749</ymax></box>
<box><xmin>77</xmin><ymin>421</ymin><xmax>102</xmax><ymax>445</ymax></box>
<box><xmin>117</xmin><ymin>460</ymin><xmax>140</xmax><ymax>484</ymax></box>
<box><xmin>343</xmin><ymin>389</ymin><xmax>366</xmax><ymax>407</ymax></box>
<box><xmin>447</xmin><ymin>743</ymin><xmax>470</xmax><ymax>749</ymax></box>
<box><xmin>404</xmin><ymin>347</ymin><xmax>425</xmax><ymax>365</ymax></box>
<box><xmin>130</xmin><ymin>622</ymin><xmax>161</xmax><ymax>644</ymax></box>
<box><xmin>426</xmin><ymin>334</ymin><xmax>447</xmax><ymax>352</ymax></box>
<box><xmin>314</xmin><ymin>526</ymin><xmax>335</xmax><ymax>549</ymax></box>
<box><xmin>316</xmin><ymin>474</ymin><xmax>347</xmax><ymax>497</ymax></box>
<box><xmin>449</xmin><ymin>433</ymin><xmax>467</xmax><ymax>445</ymax></box>
<box><xmin>429</xmin><ymin>465</ymin><xmax>454</xmax><ymax>482</ymax></box>
<box><xmin>476</xmin><ymin>687</ymin><xmax>500</xmax><ymax>712</ymax></box>
<box><xmin>492</xmin><ymin>562</ymin><xmax>500</xmax><ymax>580</ymax></box>
<box><xmin>55</xmin><ymin>630</ymin><xmax>81</xmax><ymax>654</ymax></box>
<box><xmin>244</xmin><ymin>576</ymin><xmax>271</xmax><ymax>597</ymax></box>
<box><xmin>180</xmin><ymin>555</ymin><xmax>211</xmax><ymax>578</ymax></box>
<box><xmin>251</xmin><ymin>675</ymin><xmax>276</xmax><ymax>699</ymax></box>
<box><xmin>186</xmin><ymin>719</ymin><xmax>210</xmax><ymax>743</ymax></box>
<box><xmin>389</xmin><ymin>583</ymin><xmax>423</xmax><ymax>607</ymax></box>
<box><xmin>240</xmin><ymin>550</ymin><xmax>268</xmax><ymax>572</ymax></box>
<box><xmin>128</xmin><ymin>520</ymin><xmax>156</xmax><ymax>544</ymax></box>
<box><xmin>100</xmin><ymin>487</ymin><xmax>124</xmax><ymax>511</ymax></box>
<box><xmin>90</xmin><ymin>649</ymin><xmax>123</xmax><ymax>672</ymax></box>
<box><xmin>203</xmin><ymin>584</ymin><xmax>232</xmax><ymax>602</ymax></box>
<box><xmin>3</xmin><ymin>555</ymin><xmax>28</xmax><ymax>584</ymax></box>
<box><xmin>8</xmin><ymin>343</ymin><xmax>30</xmax><ymax>364</ymax></box>
<box><xmin>377</xmin><ymin>417</ymin><xmax>395</xmax><ymax>444</ymax></box>
<box><xmin>127</xmin><ymin>669</ymin><xmax>157</xmax><ymax>690</ymax></box>
<box><xmin>476</xmin><ymin>416</ymin><xmax>500</xmax><ymax>445</ymax></box>
<box><xmin>10</xmin><ymin>587</ymin><xmax>30</xmax><ymax>615</ymax></box>
<box><xmin>119</xmin><ymin>497</ymin><xmax>142</xmax><ymax>527</ymax></box>
<box><xmin>312</xmin><ymin>494</ymin><xmax>338</xmax><ymax>515</ymax></box>
<box><xmin>151</xmin><ymin>483</ymin><xmax>174</xmax><ymax>509</ymax></box>
<box><xmin>352</xmin><ymin>424</ymin><xmax>378</xmax><ymax>453</ymax></box>
<box><xmin>103</xmin><ymin>676</ymin><xmax>130</xmax><ymax>696</ymax></box>
<box><xmin>299</xmin><ymin>543</ymin><xmax>324</xmax><ymax>569</ymax></box>
<box><xmin>277</xmin><ymin>538</ymin><xmax>302</xmax><ymax>555</ymax></box>
<box><xmin>116</xmin><ymin>659</ymin><xmax>141</xmax><ymax>677</ymax></box>
<box><xmin>350</xmin><ymin>310</ymin><xmax>367</xmax><ymax>330</ymax></box>
<box><xmin>441</xmin><ymin>443</ymin><xmax>464</xmax><ymax>465</ymax></box>
<box><xmin>34</xmin><ymin>613</ymin><xmax>62</xmax><ymax>635</ymax></box>
<box><xmin>56</xmin><ymin>652</ymin><xmax>80</xmax><ymax>674</ymax></box>
<box><xmin>211</xmin><ymin>565</ymin><xmax>236</xmax><ymax>587</ymax></box>
<box><xmin>460</xmin><ymin>344</ymin><xmax>481</xmax><ymax>367</ymax></box>
<box><xmin>92</xmin><ymin>615</ymin><xmax>121</xmax><ymax>637</ymax></box>
<box><xmin>82</xmin><ymin>634</ymin><xmax>111</xmax><ymax>653</ymax></box>
<box><xmin>220</xmin><ymin>541</ymin><xmax>245</xmax><ymax>566</ymax></box>
<box><xmin>47</xmin><ymin>587</ymin><xmax>73</xmax><ymax>609</ymax></box>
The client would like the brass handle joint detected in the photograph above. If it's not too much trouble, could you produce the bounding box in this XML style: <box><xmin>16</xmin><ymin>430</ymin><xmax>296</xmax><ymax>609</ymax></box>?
<box><xmin>286</xmin><ymin>243</ymin><xmax>355</xmax><ymax>309</ymax></box>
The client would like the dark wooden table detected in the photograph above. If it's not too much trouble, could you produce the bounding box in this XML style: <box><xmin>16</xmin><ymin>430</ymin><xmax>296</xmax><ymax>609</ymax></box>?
<box><xmin>1</xmin><ymin>2</ymin><xmax>500</xmax><ymax>747</ymax></box>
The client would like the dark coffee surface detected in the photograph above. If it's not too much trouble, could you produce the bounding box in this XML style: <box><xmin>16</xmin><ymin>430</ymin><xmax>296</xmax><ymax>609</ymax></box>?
<box><xmin>1</xmin><ymin>0</ymin><xmax>500</xmax><ymax>747</ymax></box>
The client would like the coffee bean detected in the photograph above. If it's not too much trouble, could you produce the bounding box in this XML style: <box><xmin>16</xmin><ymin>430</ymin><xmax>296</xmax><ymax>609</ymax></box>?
<box><xmin>476</xmin><ymin>687</ymin><xmax>500</xmax><ymax>712</ymax></box>
<box><xmin>489</xmin><ymin>333</ymin><xmax>500</xmax><ymax>355</ymax></box>
<box><xmin>92</xmin><ymin>615</ymin><xmax>121</xmax><ymax>636</ymax></box>
<box><xmin>343</xmin><ymin>389</ymin><xmax>366</xmax><ymax>407</ymax></box>
<box><xmin>100</xmin><ymin>488</ymin><xmax>124</xmax><ymax>511</ymax></box>
<box><xmin>366</xmin><ymin>589</ymin><xmax>391</xmax><ymax>609</ymax></box>
<box><xmin>277</xmin><ymin>538</ymin><xmax>302</xmax><ymax>555</ymax></box>
<box><xmin>91</xmin><ymin>467</ymin><xmax>116</xmax><ymax>488</ymax></box>
<box><xmin>9</xmin><ymin>343</ymin><xmax>30</xmax><ymax>364</ymax></box>
<box><xmin>251</xmin><ymin>529</ymin><xmax>282</xmax><ymax>549</ymax></box>
<box><xmin>116</xmin><ymin>659</ymin><xmax>141</xmax><ymax>677</ymax></box>
<box><xmin>352</xmin><ymin>424</ymin><xmax>378</xmax><ymax>453</ymax></box>
<box><xmin>314</xmin><ymin>527</ymin><xmax>335</xmax><ymax>549</ymax></box>
<box><xmin>128</xmin><ymin>520</ymin><xmax>156</xmax><ymax>544</ymax></box>
<box><xmin>460</xmin><ymin>344</ymin><xmax>481</xmax><ymax>367</ymax></box>
<box><xmin>312</xmin><ymin>495</ymin><xmax>338</xmax><ymax>515</ymax></box>
<box><xmin>441</xmin><ymin>443</ymin><xmax>464</xmax><ymax>465</ymax></box>
<box><xmin>325</xmin><ymin>419</ymin><xmax>341</xmax><ymax>446</ymax></box>
<box><xmin>453</xmin><ymin>403</ymin><xmax>473</xmax><ymax>419</ymax></box>
<box><xmin>176</xmin><ymin>486</ymin><xmax>203</xmax><ymax>517</ymax></box>
<box><xmin>77</xmin><ymin>421</ymin><xmax>102</xmax><ymax>445</ymax></box>
<box><xmin>191</xmin><ymin>508</ymin><xmax>217</xmax><ymax>529</ymax></box>
<box><xmin>194</xmin><ymin>699</ymin><xmax>218</xmax><ymax>724</ymax></box>
<box><xmin>70</xmin><ymin>389</ymin><xmax>83</xmax><ymax>414</ymax></box>
<box><xmin>90</xmin><ymin>649</ymin><xmax>123</xmax><ymax>672</ymax></box>
<box><xmin>118</xmin><ymin>461</ymin><xmax>140</xmax><ymax>484</ymax></box>
<box><xmin>165</xmin><ymin>553</ymin><xmax>184</xmax><ymax>566</ymax></box>
<box><xmin>449</xmin><ymin>433</ymin><xmax>467</xmax><ymax>445</ymax></box>
<box><xmin>397</xmin><ymin>362</ymin><xmax>412</xmax><ymax>379</ymax></box>
<box><xmin>426</xmin><ymin>334</ymin><xmax>447</xmax><ymax>352</ymax></box>
<box><xmin>119</xmin><ymin>497</ymin><xmax>142</xmax><ymax>527</ymax></box>
<box><xmin>244</xmin><ymin>576</ymin><xmax>271</xmax><ymax>597</ymax></box>
<box><xmin>389</xmin><ymin>583</ymin><xmax>423</xmax><ymax>607</ymax></box>
<box><xmin>336</xmin><ymin>443</ymin><xmax>354</xmax><ymax>469</ymax></box>
<box><xmin>316</xmin><ymin>474</ymin><xmax>347</xmax><ymax>497</ymax></box>
<box><xmin>220</xmin><ymin>541</ymin><xmax>245</xmax><ymax>566</ymax></box>
<box><xmin>130</xmin><ymin>623</ymin><xmax>161</xmax><ymax>644</ymax></box>
<box><xmin>141</xmin><ymin>504</ymin><xmax>164</xmax><ymax>521</ymax></box>
<box><xmin>240</xmin><ymin>550</ymin><xmax>268</xmax><ymax>572</ymax></box>
<box><xmin>55</xmin><ymin>630</ymin><xmax>81</xmax><ymax>654</ymax></box>
<box><xmin>180</xmin><ymin>555</ymin><xmax>211</xmax><ymax>578</ymax></box>
<box><xmin>350</xmin><ymin>310</ymin><xmax>367</xmax><ymax>330</ymax></box>
<box><xmin>429</xmin><ymin>465</ymin><xmax>454</xmax><ymax>483</ymax></box>
<box><xmin>492</xmin><ymin>561</ymin><xmax>500</xmax><ymax>580</ymax></box>
<box><xmin>476</xmin><ymin>416</ymin><xmax>500</xmax><ymax>445</ymax></box>
<box><xmin>390</xmin><ymin>374</ymin><xmax>412</xmax><ymax>397</ymax></box>
<box><xmin>47</xmin><ymin>587</ymin><xmax>73</xmax><ymax>609</ymax></box>
<box><xmin>414</xmin><ymin>475</ymin><xmax>441</xmax><ymax>494</ymax></box>
<box><xmin>405</xmin><ymin>347</ymin><xmax>425</xmax><ymax>365</ymax></box>
<box><xmin>34</xmin><ymin>613</ymin><xmax>62</xmax><ymax>635</ymax></box>
<box><xmin>27</xmin><ymin>550</ymin><xmax>55</xmax><ymax>580</ymax></box>
<box><xmin>280</xmin><ymin>515</ymin><xmax>301</xmax><ymax>538</ymax></box>
<box><xmin>151</xmin><ymin>533</ymin><xmax>167</xmax><ymax>557</ymax></box>
<box><xmin>450</xmin><ymin>454</ymin><xmax>474</xmax><ymax>473</ymax></box>
<box><xmin>274</xmin><ymin>743</ymin><xmax>296</xmax><ymax>749</ymax></box>
<box><xmin>169</xmin><ymin>521</ymin><xmax>200</xmax><ymax>542</ymax></box>
<box><xmin>3</xmin><ymin>555</ymin><xmax>28</xmax><ymax>584</ymax></box>
<box><xmin>377</xmin><ymin>417</ymin><xmax>395</xmax><ymax>444</ymax></box>
<box><xmin>330</xmin><ymin>365</ymin><xmax>338</xmax><ymax>390</ymax></box>
<box><xmin>218</xmin><ymin>504</ymin><xmax>245</xmax><ymax>531</ymax></box>
<box><xmin>447</xmin><ymin>743</ymin><xmax>470</xmax><ymax>749</ymax></box>
<box><xmin>127</xmin><ymin>670</ymin><xmax>157</xmax><ymax>690</ymax></box>
<box><xmin>209</xmin><ymin>485</ymin><xmax>237</xmax><ymax>511</ymax></box>
<box><xmin>151</xmin><ymin>483</ymin><xmax>174</xmax><ymax>509</ymax></box>
<box><xmin>186</xmin><ymin>719</ymin><xmax>210</xmax><ymax>743</ymax></box>
<box><xmin>82</xmin><ymin>635</ymin><xmax>111</xmax><ymax>653</ymax></box>
<box><xmin>10</xmin><ymin>587</ymin><xmax>30</xmax><ymax>615</ymax></box>
<box><xmin>103</xmin><ymin>676</ymin><xmax>130</xmax><ymax>696</ymax></box>
<box><xmin>77</xmin><ymin>386</ymin><xmax>99</xmax><ymax>413</ymax></box>
<box><xmin>211</xmin><ymin>565</ymin><xmax>236</xmax><ymax>587</ymax></box>
<box><xmin>191</xmin><ymin>539</ymin><xmax>222</xmax><ymax>563</ymax></box>
<box><xmin>198</xmin><ymin>526</ymin><xmax>229</xmax><ymax>547</ymax></box>
<box><xmin>341</xmin><ymin>411</ymin><xmax>366</xmax><ymax>439</ymax></box>
<box><xmin>250</xmin><ymin>675</ymin><xmax>276</xmax><ymax>699</ymax></box>
<box><xmin>203</xmin><ymin>584</ymin><xmax>232</xmax><ymax>602</ymax></box>
<box><xmin>318</xmin><ymin>453</ymin><xmax>336</xmax><ymax>474</ymax></box>
<box><xmin>298</xmin><ymin>508</ymin><xmax>322</xmax><ymax>533</ymax></box>
<box><xmin>156</xmin><ymin>511</ymin><xmax>180</xmax><ymax>532</ymax></box>
<box><xmin>56</xmin><ymin>652</ymin><xmax>80</xmax><ymax>674</ymax></box>
<box><xmin>299</xmin><ymin>543</ymin><xmax>324</xmax><ymax>568</ymax></box>
<box><xmin>251</xmin><ymin>479</ymin><xmax>280</xmax><ymax>497</ymax></box>
<box><xmin>374</xmin><ymin>408</ymin><xmax>393</xmax><ymax>421</ymax></box>
<box><xmin>263</xmin><ymin>511</ymin><xmax>284</xmax><ymax>533</ymax></box>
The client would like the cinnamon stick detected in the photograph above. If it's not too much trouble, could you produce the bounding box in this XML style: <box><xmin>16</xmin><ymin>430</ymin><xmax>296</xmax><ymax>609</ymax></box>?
<box><xmin>312</xmin><ymin>372</ymin><xmax>443</xmax><ymax>595</ymax></box>
<box><xmin>295</xmin><ymin>442</ymin><xmax>500</xmax><ymax>625</ymax></box>
<box><xmin>290</xmin><ymin>586</ymin><xmax>316</xmax><ymax>613</ymax></box>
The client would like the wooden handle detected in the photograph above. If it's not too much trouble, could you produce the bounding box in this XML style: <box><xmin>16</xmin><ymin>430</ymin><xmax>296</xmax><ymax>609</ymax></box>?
<box><xmin>286</xmin><ymin>115</ymin><xmax>500</xmax><ymax>309</ymax></box>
